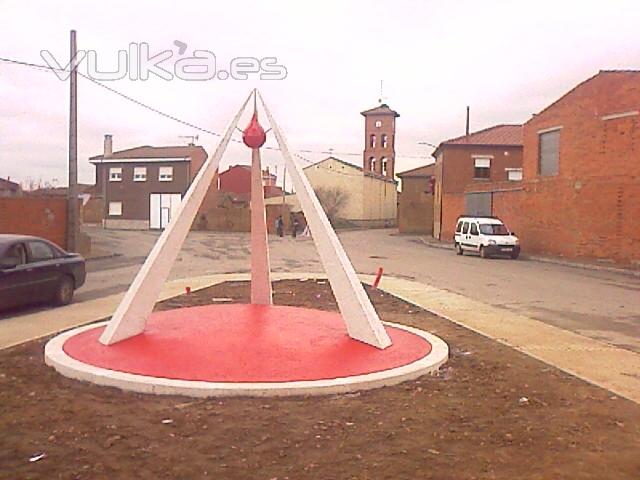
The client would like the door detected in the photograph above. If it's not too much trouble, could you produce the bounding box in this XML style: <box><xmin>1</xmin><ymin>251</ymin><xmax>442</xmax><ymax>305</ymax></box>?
<box><xmin>169</xmin><ymin>193</ymin><xmax>182</xmax><ymax>222</ymax></box>
<box><xmin>25</xmin><ymin>240</ymin><xmax>61</xmax><ymax>301</ymax></box>
<box><xmin>150</xmin><ymin>193</ymin><xmax>182</xmax><ymax>230</ymax></box>
<box><xmin>468</xmin><ymin>222</ymin><xmax>481</xmax><ymax>251</ymax></box>
<box><xmin>465</xmin><ymin>192</ymin><xmax>492</xmax><ymax>216</ymax></box>
<box><xmin>0</xmin><ymin>242</ymin><xmax>29</xmax><ymax>310</ymax></box>
<box><xmin>460</xmin><ymin>221</ymin><xmax>471</xmax><ymax>248</ymax></box>
<box><xmin>160</xmin><ymin>207</ymin><xmax>170</xmax><ymax>228</ymax></box>
<box><xmin>150</xmin><ymin>194</ymin><xmax>161</xmax><ymax>229</ymax></box>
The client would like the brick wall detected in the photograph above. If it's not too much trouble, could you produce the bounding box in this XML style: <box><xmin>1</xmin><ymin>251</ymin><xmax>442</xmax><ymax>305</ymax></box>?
<box><xmin>516</xmin><ymin>71</ymin><xmax>640</xmax><ymax>265</ymax></box>
<box><xmin>442</xmin><ymin>145</ymin><xmax>523</xmax><ymax>193</ymax></box>
<box><xmin>439</xmin><ymin>193</ymin><xmax>465</xmax><ymax>241</ymax></box>
<box><xmin>398</xmin><ymin>176</ymin><xmax>434</xmax><ymax>234</ymax></box>
<box><xmin>490</xmin><ymin>178</ymin><xmax>639</xmax><ymax>263</ymax></box>
<box><xmin>0</xmin><ymin>197</ymin><xmax>67</xmax><ymax>248</ymax></box>
<box><xmin>82</xmin><ymin>197</ymin><xmax>104</xmax><ymax>224</ymax></box>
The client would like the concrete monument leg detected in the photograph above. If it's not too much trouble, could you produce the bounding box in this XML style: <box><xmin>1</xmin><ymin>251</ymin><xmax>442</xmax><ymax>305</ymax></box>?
<box><xmin>248</xmin><ymin>135</ymin><xmax>272</xmax><ymax>304</ymax></box>
<box><xmin>99</xmin><ymin>92</ymin><xmax>253</xmax><ymax>345</ymax></box>
<box><xmin>258</xmin><ymin>92</ymin><xmax>392</xmax><ymax>349</ymax></box>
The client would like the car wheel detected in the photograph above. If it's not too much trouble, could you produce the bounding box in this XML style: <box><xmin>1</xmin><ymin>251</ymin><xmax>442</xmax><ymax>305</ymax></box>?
<box><xmin>455</xmin><ymin>243</ymin><xmax>463</xmax><ymax>255</ymax></box>
<box><xmin>510</xmin><ymin>250</ymin><xmax>520</xmax><ymax>260</ymax></box>
<box><xmin>53</xmin><ymin>276</ymin><xmax>74</xmax><ymax>306</ymax></box>
<box><xmin>480</xmin><ymin>246</ymin><xmax>489</xmax><ymax>259</ymax></box>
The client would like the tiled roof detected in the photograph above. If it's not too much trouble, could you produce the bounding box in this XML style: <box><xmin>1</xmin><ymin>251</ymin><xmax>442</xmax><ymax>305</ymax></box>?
<box><xmin>0</xmin><ymin>177</ymin><xmax>20</xmax><ymax>190</ymax></box>
<box><xmin>440</xmin><ymin>124</ymin><xmax>523</xmax><ymax>148</ymax></box>
<box><xmin>90</xmin><ymin>145</ymin><xmax>206</xmax><ymax>161</ymax></box>
<box><xmin>360</xmin><ymin>103</ymin><xmax>400</xmax><ymax>117</ymax></box>
<box><xmin>304</xmin><ymin>156</ymin><xmax>363</xmax><ymax>172</ymax></box>
<box><xmin>397</xmin><ymin>164</ymin><xmax>435</xmax><ymax>178</ymax></box>
<box><xmin>531</xmin><ymin>70</ymin><xmax>640</xmax><ymax>119</ymax></box>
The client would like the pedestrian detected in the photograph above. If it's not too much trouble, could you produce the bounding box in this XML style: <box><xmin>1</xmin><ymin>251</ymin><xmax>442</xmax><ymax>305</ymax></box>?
<box><xmin>275</xmin><ymin>215</ymin><xmax>284</xmax><ymax>237</ymax></box>
<box><xmin>292</xmin><ymin>216</ymin><xmax>300</xmax><ymax>238</ymax></box>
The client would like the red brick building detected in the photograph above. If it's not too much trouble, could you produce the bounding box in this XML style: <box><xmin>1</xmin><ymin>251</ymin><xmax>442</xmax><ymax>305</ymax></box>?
<box><xmin>361</xmin><ymin>104</ymin><xmax>400</xmax><ymax>179</ymax></box>
<box><xmin>480</xmin><ymin>70</ymin><xmax>640</xmax><ymax>264</ymax></box>
<box><xmin>218</xmin><ymin>165</ymin><xmax>282</xmax><ymax>202</ymax></box>
<box><xmin>432</xmin><ymin>125</ymin><xmax>524</xmax><ymax>240</ymax></box>
<box><xmin>397</xmin><ymin>164</ymin><xmax>435</xmax><ymax>234</ymax></box>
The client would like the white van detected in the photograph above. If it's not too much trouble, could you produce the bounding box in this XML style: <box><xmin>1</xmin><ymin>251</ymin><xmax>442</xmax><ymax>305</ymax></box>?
<box><xmin>453</xmin><ymin>216</ymin><xmax>520</xmax><ymax>259</ymax></box>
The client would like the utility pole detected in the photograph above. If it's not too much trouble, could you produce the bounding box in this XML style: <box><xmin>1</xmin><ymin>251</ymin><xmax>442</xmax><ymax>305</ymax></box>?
<box><xmin>67</xmin><ymin>29</ymin><xmax>79</xmax><ymax>252</ymax></box>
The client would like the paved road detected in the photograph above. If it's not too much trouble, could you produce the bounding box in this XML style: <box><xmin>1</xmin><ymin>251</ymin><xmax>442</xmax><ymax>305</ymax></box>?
<box><xmin>5</xmin><ymin>226</ymin><xmax>639</xmax><ymax>353</ymax></box>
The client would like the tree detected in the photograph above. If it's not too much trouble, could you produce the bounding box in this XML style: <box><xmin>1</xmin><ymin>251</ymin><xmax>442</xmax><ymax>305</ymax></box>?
<box><xmin>314</xmin><ymin>186</ymin><xmax>350</xmax><ymax>224</ymax></box>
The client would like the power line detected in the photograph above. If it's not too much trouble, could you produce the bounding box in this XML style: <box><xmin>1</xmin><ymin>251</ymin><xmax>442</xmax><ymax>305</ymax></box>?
<box><xmin>0</xmin><ymin>55</ymin><xmax>431</xmax><ymax>163</ymax></box>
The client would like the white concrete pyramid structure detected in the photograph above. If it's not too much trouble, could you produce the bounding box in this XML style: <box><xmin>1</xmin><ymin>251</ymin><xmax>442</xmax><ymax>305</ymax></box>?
<box><xmin>99</xmin><ymin>90</ymin><xmax>392</xmax><ymax>349</ymax></box>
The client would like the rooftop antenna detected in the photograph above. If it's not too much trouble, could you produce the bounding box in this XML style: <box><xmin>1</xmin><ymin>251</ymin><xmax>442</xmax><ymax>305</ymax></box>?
<box><xmin>179</xmin><ymin>134</ymin><xmax>199</xmax><ymax>145</ymax></box>
<box><xmin>378</xmin><ymin>80</ymin><xmax>386</xmax><ymax>105</ymax></box>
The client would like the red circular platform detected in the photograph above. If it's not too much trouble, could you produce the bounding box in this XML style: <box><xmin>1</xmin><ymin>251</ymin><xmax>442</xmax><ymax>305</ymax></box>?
<box><xmin>63</xmin><ymin>304</ymin><xmax>432</xmax><ymax>383</ymax></box>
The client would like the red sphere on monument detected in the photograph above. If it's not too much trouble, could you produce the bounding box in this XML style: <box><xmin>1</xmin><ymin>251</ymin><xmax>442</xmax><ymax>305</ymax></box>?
<box><xmin>242</xmin><ymin>112</ymin><xmax>266</xmax><ymax>149</ymax></box>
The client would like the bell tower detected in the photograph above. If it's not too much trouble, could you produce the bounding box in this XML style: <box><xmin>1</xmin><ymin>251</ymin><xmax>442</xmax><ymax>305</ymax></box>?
<box><xmin>361</xmin><ymin>103</ymin><xmax>399</xmax><ymax>179</ymax></box>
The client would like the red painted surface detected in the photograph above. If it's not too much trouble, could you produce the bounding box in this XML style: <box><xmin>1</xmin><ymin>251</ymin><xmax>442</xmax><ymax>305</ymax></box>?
<box><xmin>63</xmin><ymin>305</ymin><xmax>432</xmax><ymax>382</ymax></box>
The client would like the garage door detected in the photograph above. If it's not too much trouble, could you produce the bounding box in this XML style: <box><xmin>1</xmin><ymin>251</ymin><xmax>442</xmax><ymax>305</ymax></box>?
<box><xmin>465</xmin><ymin>192</ymin><xmax>492</xmax><ymax>217</ymax></box>
<box><xmin>149</xmin><ymin>193</ymin><xmax>182</xmax><ymax>229</ymax></box>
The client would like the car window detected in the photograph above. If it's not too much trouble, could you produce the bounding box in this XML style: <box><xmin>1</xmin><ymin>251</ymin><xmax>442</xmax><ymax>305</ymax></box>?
<box><xmin>462</xmin><ymin>222</ymin><xmax>469</xmax><ymax>234</ymax></box>
<box><xmin>27</xmin><ymin>241</ymin><xmax>56</xmax><ymax>262</ymax></box>
<box><xmin>3</xmin><ymin>243</ymin><xmax>27</xmax><ymax>265</ymax></box>
<box><xmin>479</xmin><ymin>224</ymin><xmax>509</xmax><ymax>235</ymax></box>
<box><xmin>470</xmin><ymin>223</ymin><xmax>479</xmax><ymax>235</ymax></box>
<box><xmin>455</xmin><ymin>221</ymin><xmax>463</xmax><ymax>233</ymax></box>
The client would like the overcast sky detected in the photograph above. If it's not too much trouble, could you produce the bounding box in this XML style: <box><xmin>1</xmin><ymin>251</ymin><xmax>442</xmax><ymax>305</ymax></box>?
<box><xmin>1</xmin><ymin>0</ymin><xmax>639</xmax><ymax>187</ymax></box>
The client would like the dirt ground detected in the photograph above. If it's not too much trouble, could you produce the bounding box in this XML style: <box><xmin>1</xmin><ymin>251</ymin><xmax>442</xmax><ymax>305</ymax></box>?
<box><xmin>1</xmin><ymin>280</ymin><xmax>639</xmax><ymax>480</ymax></box>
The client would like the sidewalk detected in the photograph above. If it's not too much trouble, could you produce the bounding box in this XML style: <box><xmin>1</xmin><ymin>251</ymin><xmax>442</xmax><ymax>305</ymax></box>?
<box><xmin>418</xmin><ymin>236</ymin><xmax>640</xmax><ymax>277</ymax></box>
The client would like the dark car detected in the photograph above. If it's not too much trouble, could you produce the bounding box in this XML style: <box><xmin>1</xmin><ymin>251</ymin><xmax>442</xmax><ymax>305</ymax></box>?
<box><xmin>0</xmin><ymin>235</ymin><xmax>86</xmax><ymax>311</ymax></box>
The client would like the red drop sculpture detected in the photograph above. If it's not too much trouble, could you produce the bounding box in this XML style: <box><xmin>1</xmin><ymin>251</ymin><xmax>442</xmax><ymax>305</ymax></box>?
<box><xmin>242</xmin><ymin>112</ymin><xmax>266</xmax><ymax>149</ymax></box>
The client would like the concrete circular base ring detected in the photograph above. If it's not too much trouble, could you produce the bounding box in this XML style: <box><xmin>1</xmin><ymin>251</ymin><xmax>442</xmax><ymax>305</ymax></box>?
<box><xmin>45</xmin><ymin>304</ymin><xmax>448</xmax><ymax>398</ymax></box>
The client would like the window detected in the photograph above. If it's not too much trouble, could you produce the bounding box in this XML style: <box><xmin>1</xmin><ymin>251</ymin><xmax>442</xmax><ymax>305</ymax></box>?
<box><xmin>474</xmin><ymin>158</ymin><xmax>491</xmax><ymax>179</ymax></box>
<box><xmin>159</xmin><ymin>166</ymin><xmax>173</xmax><ymax>182</ymax></box>
<box><xmin>506</xmin><ymin>168</ymin><xmax>523</xmax><ymax>181</ymax></box>
<box><xmin>455</xmin><ymin>221</ymin><xmax>463</xmax><ymax>233</ymax></box>
<box><xmin>375</xmin><ymin>120</ymin><xmax>382</xmax><ymax>128</ymax></box>
<box><xmin>133</xmin><ymin>167</ymin><xmax>147</xmax><ymax>182</ymax></box>
<box><xmin>370</xmin><ymin>157</ymin><xmax>376</xmax><ymax>172</ymax></box>
<box><xmin>480</xmin><ymin>224</ymin><xmax>509</xmax><ymax>235</ymax></box>
<box><xmin>2</xmin><ymin>243</ymin><xmax>27</xmax><ymax>266</ymax></box>
<box><xmin>109</xmin><ymin>167</ymin><xmax>122</xmax><ymax>182</ymax></box>
<box><xmin>109</xmin><ymin>201</ymin><xmax>122</xmax><ymax>216</ymax></box>
<box><xmin>539</xmin><ymin>130</ymin><xmax>560</xmax><ymax>176</ymax></box>
<box><xmin>27</xmin><ymin>241</ymin><xmax>55</xmax><ymax>262</ymax></box>
<box><xmin>462</xmin><ymin>222</ymin><xmax>470</xmax><ymax>234</ymax></box>
<box><xmin>470</xmin><ymin>223</ymin><xmax>479</xmax><ymax>235</ymax></box>
<box><xmin>369</xmin><ymin>134</ymin><xmax>376</xmax><ymax>148</ymax></box>
<box><xmin>381</xmin><ymin>157</ymin><xmax>388</xmax><ymax>176</ymax></box>
<box><xmin>381</xmin><ymin>134</ymin><xmax>388</xmax><ymax>148</ymax></box>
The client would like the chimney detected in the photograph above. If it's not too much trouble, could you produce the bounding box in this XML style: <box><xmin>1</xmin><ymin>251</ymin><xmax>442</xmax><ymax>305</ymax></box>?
<box><xmin>465</xmin><ymin>106</ymin><xmax>470</xmax><ymax>136</ymax></box>
<box><xmin>104</xmin><ymin>134</ymin><xmax>113</xmax><ymax>158</ymax></box>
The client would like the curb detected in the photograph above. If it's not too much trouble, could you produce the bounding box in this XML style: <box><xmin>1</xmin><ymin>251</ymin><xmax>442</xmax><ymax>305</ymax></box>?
<box><xmin>418</xmin><ymin>237</ymin><xmax>639</xmax><ymax>277</ymax></box>
<box><xmin>44</xmin><ymin>319</ymin><xmax>448</xmax><ymax>398</ymax></box>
